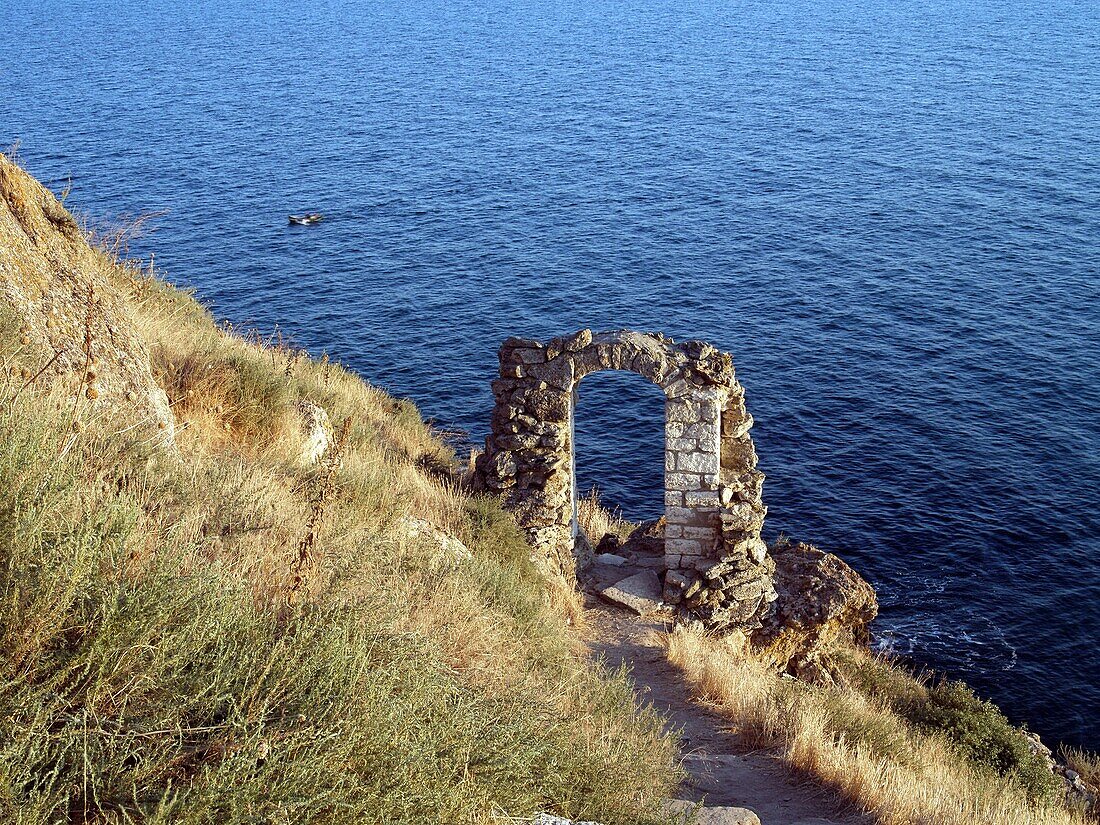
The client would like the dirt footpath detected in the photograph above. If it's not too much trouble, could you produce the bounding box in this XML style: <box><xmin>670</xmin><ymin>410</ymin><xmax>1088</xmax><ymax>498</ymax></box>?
<box><xmin>585</xmin><ymin>602</ymin><xmax>872</xmax><ymax>825</ymax></box>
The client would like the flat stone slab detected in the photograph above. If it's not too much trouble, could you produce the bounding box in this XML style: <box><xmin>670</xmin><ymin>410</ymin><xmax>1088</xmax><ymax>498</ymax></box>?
<box><xmin>594</xmin><ymin>553</ymin><xmax>628</xmax><ymax>566</ymax></box>
<box><xmin>665</xmin><ymin>799</ymin><xmax>760</xmax><ymax>825</ymax></box>
<box><xmin>600</xmin><ymin>571</ymin><xmax>663</xmax><ymax>615</ymax></box>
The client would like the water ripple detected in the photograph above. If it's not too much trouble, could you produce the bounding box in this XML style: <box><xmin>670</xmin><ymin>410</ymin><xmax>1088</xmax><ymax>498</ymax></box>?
<box><xmin>3</xmin><ymin>0</ymin><xmax>1099</xmax><ymax>749</ymax></box>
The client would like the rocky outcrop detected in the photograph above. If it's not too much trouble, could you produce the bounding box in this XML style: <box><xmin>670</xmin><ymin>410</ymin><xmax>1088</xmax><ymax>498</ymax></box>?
<box><xmin>751</xmin><ymin>539</ymin><xmax>878</xmax><ymax>685</ymax></box>
<box><xmin>0</xmin><ymin>156</ymin><xmax>174</xmax><ymax>443</ymax></box>
<box><xmin>1025</xmin><ymin>733</ymin><xmax>1099</xmax><ymax>816</ymax></box>
<box><xmin>397</xmin><ymin>515</ymin><xmax>474</xmax><ymax>570</ymax></box>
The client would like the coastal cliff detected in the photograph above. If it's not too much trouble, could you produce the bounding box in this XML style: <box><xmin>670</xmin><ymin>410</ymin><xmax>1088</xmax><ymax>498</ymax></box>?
<box><xmin>0</xmin><ymin>155</ymin><xmax>1096</xmax><ymax>825</ymax></box>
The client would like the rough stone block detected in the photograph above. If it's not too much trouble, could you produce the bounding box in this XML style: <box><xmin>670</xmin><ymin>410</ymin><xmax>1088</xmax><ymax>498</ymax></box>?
<box><xmin>488</xmin><ymin>450</ymin><xmax>517</xmax><ymax>477</ymax></box>
<box><xmin>664</xmin><ymin>524</ymin><xmax>683</xmax><ymax>538</ymax></box>
<box><xmin>666</xmin><ymin>400</ymin><xmax>700</xmax><ymax>423</ymax></box>
<box><xmin>663</xmin><ymin>377</ymin><xmax>693</xmax><ymax>398</ymax></box>
<box><xmin>663</xmin><ymin>506</ymin><xmax>696</xmax><ymax>523</ymax></box>
<box><xmin>665</xmin><ymin>472</ymin><xmax>703</xmax><ymax>491</ymax></box>
<box><xmin>501</xmin><ymin>336</ymin><xmax>543</xmax><ymax>350</ymax></box>
<box><xmin>599</xmin><ymin>571</ymin><xmax>663</xmax><ymax>615</ymax></box>
<box><xmin>526</xmin><ymin>389</ymin><xmax>570</xmax><ymax>422</ymax></box>
<box><xmin>490</xmin><ymin>378</ymin><xmax>519</xmax><ymax>397</ymax></box>
<box><xmin>682</xmin><ymin>525</ymin><xmax>717</xmax><ymax>540</ymax></box>
<box><xmin>721</xmin><ymin>434</ymin><xmax>758</xmax><ymax>468</ymax></box>
<box><xmin>727</xmin><ymin>537</ymin><xmax>768</xmax><ymax>564</ymax></box>
<box><xmin>684</xmin><ymin>420</ymin><xmax>720</xmax><ymax>441</ymax></box>
<box><xmin>678</xmin><ymin>451</ymin><xmax>720</xmax><ymax>474</ymax></box>
<box><xmin>665</xmin><ymin>538</ymin><xmax>701</xmax><ymax>555</ymax></box>
<box><xmin>666</xmin><ymin>436</ymin><xmax>699</xmax><ymax>452</ymax></box>
<box><xmin>635</xmin><ymin>351</ymin><xmax>666</xmax><ymax>382</ymax></box>
<box><xmin>722</xmin><ymin>411</ymin><xmax>753</xmax><ymax>438</ymax></box>
<box><xmin>663</xmin><ymin>570</ymin><xmax>690</xmax><ymax>603</ymax></box>
<box><xmin>539</xmin><ymin>429</ymin><xmax>568</xmax><ymax>449</ymax></box>
<box><xmin>537</xmin><ymin>357</ymin><xmax>574</xmax><ymax>390</ymax></box>
<box><xmin>664</xmin><ymin>489</ymin><xmax>683</xmax><ymax>506</ymax></box>
<box><xmin>563</xmin><ymin>328</ymin><xmax>593</xmax><ymax>351</ymax></box>
<box><xmin>665</xmin><ymin>420</ymin><xmax>685</xmax><ymax>438</ymax></box>
<box><xmin>513</xmin><ymin>348</ymin><xmax>547</xmax><ymax>364</ymax></box>
<box><xmin>684</xmin><ymin>490</ymin><xmax>721</xmax><ymax>506</ymax></box>
<box><xmin>717</xmin><ymin>502</ymin><xmax>760</xmax><ymax>530</ymax></box>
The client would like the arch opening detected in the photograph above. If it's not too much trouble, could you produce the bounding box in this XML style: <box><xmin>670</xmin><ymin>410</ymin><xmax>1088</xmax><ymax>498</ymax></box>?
<box><xmin>473</xmin><ymin>329</ymin><xmax>776</xmax><ymax>631</ymax></box>
<box><xmin>571</xmin><ymin>370</ymin><xmax>666</xmax><ymax>550</ymax></box>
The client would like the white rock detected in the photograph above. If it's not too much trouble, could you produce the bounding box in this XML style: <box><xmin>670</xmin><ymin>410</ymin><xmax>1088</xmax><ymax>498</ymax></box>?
<box><xmin>398</xmin><ymin>516</ymin><xmax>473</xmax><ymax>568</ymax></box>
<box><xmin>531</xmin><ymin>814</ymin><xmax>603</xmax><ymax>825</ymax></box>
<box><xmin>594</xmin><ymin>553</ymin><xmax>627</xmax><ymax>566</ymax></box>
<box><xmin>297</xmin><ymin>401</ymin><xmax>334</xmax><ymax>464</ymax></box>
<box><xmin>664</xmin><ymin>800</ymin><xmax>760</xmax><ymax>825</ymax></box>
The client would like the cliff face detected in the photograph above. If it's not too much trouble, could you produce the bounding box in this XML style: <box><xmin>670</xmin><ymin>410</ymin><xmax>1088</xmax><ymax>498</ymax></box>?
<box><xmin>753</xmin><ymin>538</ymin><xmax>879</xmax><ymax>685</ymax></box>
<box><xmin>0</xmin><ymin>155</ymin><xmax>173</xmax><ymax>441</ymax></box>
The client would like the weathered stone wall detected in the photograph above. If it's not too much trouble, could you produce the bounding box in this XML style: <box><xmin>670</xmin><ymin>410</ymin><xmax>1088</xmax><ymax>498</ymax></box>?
<box><xmin>474</xmin><ymin>329</ymin><xmax>776</xmax><ymax>631</ymax></box>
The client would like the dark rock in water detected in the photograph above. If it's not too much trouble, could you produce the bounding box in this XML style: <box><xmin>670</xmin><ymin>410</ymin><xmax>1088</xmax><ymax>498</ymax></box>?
<box><xmin>752</xmin><ymin>539</ymin><xmax>878</xmax><ymax>686</ymax></box>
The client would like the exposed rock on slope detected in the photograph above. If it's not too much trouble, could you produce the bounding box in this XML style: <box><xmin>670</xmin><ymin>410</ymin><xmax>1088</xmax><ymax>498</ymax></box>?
<box><xmin>296</xmin><ymin>399</ymin><xmax>334</xmax><ymax>463</ymax></box>
<box><xmin>752</xmin><ymin>539</ymin><xmax>878</xmax><ymax>685</ymax></box>
<box><xmin>0</xmin><ymin>155</ymin><xmax>173</xmax><ymax>442</ymax></box>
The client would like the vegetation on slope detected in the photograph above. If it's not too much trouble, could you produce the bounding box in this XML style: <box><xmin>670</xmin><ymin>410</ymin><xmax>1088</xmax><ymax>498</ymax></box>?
<box><xmin>0</xmin><ymin>156</ymin><xmax>679</xmax><ymax>824</ymax></box>
<box><xmin>667</xmin><ymin>627</ymin><xmax>1087</xmax><ymax>825</ymax></box>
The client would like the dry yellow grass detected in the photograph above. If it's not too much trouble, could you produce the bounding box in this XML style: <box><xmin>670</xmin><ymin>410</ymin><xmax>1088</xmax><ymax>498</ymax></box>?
<box><xmin>577</xmin><ymin>486</ymin><xmax>634</xmax><ymax>545</ymax></box>
<box><xmin>0</xmin><ymin>157</ymin><xmax>680</xmax><ymax>824</ymax></box>
<box><xmin>1063</xmin><ymin>747</ymin><xmax>1100</xmax><ymax>790</ymax></box>
<box><xmin>667</xmin><ymin>628</ymin><xmax>1086</xmax><ymax>825</ymax></box>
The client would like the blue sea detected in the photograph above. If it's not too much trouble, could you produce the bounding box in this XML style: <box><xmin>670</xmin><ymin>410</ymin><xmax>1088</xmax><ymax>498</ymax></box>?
<box><xmin>3</xmin><ymin>0</ymin><xmax>1098</xmax><ymax>750</ymax></box>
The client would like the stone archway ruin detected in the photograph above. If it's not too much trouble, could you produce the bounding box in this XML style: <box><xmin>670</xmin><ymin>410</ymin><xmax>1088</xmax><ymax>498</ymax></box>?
<box><xmin>474</xmin><ymin>330</ymin><xmax>777</xmax><ymax>631</ymax></box>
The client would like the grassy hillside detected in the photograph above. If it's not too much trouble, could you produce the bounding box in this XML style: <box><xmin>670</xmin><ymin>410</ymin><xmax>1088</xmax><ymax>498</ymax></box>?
<box><xmin>0</xmin><ymin>155</ymin><xmax>679</xmax><ymax>824</ymax></box>
<box><xmin>667</xmin><ymin>626</ymin><xmax>1094</xmax><ymax>825</ymax></box>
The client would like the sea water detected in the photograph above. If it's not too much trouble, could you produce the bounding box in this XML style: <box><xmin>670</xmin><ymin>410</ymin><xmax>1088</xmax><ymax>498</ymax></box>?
<box><xmin>3</xmin><ymin>0</ymin><xmax>1098</xmax><ymax>749</ymax></box>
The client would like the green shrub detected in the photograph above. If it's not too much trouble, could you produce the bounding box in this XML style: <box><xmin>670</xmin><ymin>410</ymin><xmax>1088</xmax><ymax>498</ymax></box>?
<box><xmin>899</xmin><ymin>679</ymin><xmax>1057</xmax><ymax>802</ymax></box>
<box><xmin>836</xmin><ymin>651</ymin><xmax>1058</xmax><ymax>802</ymax></box>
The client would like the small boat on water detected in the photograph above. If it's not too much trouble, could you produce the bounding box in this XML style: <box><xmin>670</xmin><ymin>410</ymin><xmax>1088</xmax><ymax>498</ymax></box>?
<box><xmin>288</xmin><ymin>213</ymin><xmax>323</xmax><ymax>226</ymax></box>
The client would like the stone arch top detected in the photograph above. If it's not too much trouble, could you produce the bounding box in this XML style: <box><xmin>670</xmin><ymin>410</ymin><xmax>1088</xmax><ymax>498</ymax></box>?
<box><xmin>474</xmin><ymin>330</ymin><xmax>773</xmax><ymax>632</ymax></box>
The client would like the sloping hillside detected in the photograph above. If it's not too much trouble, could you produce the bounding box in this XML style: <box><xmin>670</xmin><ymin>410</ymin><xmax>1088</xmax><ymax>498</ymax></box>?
<box><xmin>0</xmin><ymin>154</ymin><xmax>679</xmax><ymax>824</ymax></box>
